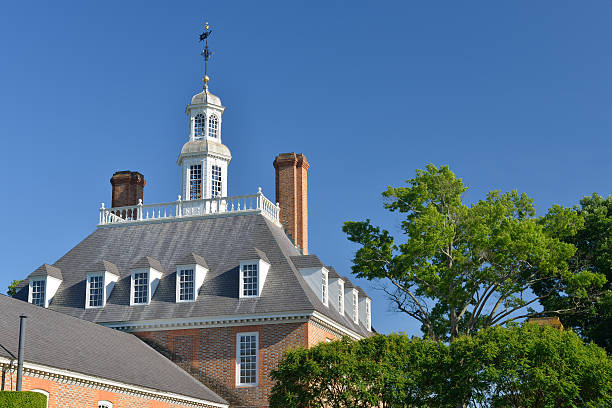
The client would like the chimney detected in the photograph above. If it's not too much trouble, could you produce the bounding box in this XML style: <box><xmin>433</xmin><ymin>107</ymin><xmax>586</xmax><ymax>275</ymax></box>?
<box><xmin>273</xmin><ymin>153</ymin><xmax>309</xmax><ymax>254</ymax></box>
<box><xmin>110</xmin><ymin>171</ymin><xmax>146</xmax><ymax>208</ymax></box>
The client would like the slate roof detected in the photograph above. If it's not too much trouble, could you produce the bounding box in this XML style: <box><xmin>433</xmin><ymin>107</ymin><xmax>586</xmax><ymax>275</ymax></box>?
<box><xmin>86</xmin><ymin>259</ymin><xmax>120</xmax><ymax>276</ymax></box>
<box><xmin>177</xmin><ymin>252</ymin><xmax>209</xmax><ymax>269</ymax></box>
<box><xmin>15</xmin><ymin>213</ymin><xmax>371</xmax><ymax>337</ymax></box>
<box><xmin>0</xmin><ymin>294</ymin><xmax>226</xmax><ymax>405</ymax></box>
<box><xmin>30</xmin><ymin>264</ymin><xmax>63</xmax><ymax>280</ymax></box>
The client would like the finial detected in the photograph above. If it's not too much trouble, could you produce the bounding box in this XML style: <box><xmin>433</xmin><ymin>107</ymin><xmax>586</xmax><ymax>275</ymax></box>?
<box><xmin>199</xmin><ymin>21</ymin><xmax>213</xmax><ymax>89</ymax></box>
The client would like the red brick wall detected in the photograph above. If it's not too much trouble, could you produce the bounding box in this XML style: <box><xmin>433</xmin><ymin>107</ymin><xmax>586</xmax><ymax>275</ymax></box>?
<box><xmin>136</xmin><ymin>322</ymin><xmax>309</xmax><ymax>408</ymax></box>
<box><xmin>1</xmin><ymin>372</ymin><xmax>194</xmax><ymax>408</ymax></box>
<box><xmin>307</xmin><ymin>321</ymin><xmax>340</xmax><ymax>347</ymax></box>
<box><xmin>273</xmin><ymin>153</ymin><xmax>309</xmax><ymax>254</ymax></box>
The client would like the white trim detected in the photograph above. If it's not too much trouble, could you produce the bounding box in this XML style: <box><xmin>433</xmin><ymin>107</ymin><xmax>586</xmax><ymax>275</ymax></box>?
<box><xmin>238</xmin><ymin>258</ymin><xmax>270</xmax><ymax>299</ymax></box>
<box><xmin>321</xmin><ymin>268</ymin><xmax>329</xmax><ymax>307</ymax></box>
<box><xmin>352</xmin><ymin>289</ymin><xmax>359</xmax><ymax>324</ymax></box>
<box><xmin>130</xmin><ymin>267</ymin><xmax>163</xmax><ymax>306</ymax></box>
<box><xmin>31</xmin><ymin>389</ymin><xmax>49</xmax><ymax>408</ymax></box>
<box><xmin>97</xmin><ymin>401</ymin><xmax>113</xmax><ymax>408</ymax></box>
<box><xmin>175</xmin><ymin>264</ymin><xmax>206</xmax><ymax>303</ymax></box>
<box><xmin>236</xmin><ymin>331</ymin><xmax>259</xmax><ymax>387</ymax></box>
<box><xmin>0</xmin><ymin>357</ymin><xmax>228</xmax><ymax>408</ymax></box>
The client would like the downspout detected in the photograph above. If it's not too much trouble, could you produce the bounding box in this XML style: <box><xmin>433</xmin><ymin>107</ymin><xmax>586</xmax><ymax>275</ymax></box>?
<box><xmin>16</xmin><ymin>315</ymin><xmax>26</xmax><ymax>391</ymax></box>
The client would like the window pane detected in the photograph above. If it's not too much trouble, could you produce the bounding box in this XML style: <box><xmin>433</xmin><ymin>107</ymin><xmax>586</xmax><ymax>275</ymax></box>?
<box><xmin>133</xmin><ymin>272</ymin><xmax>148</xmax><ymax>304</ymax></box>
<box><xmin>321</xmin><ymin>270</ymin><xmax>327</xmax><ymax>304</ymax></box>
<box><xmin>194</xmin><ymin>113</ymin><xmax>206</xmax><ymax>138</ymax></box>
<box><xmin>238</xmin><ymin>334</ymin><xmax>257</xmax><ymax>385</ymax></box>
<box><xmin>31</xmin><ymin>280</ymin><xmax>46</xmax><ymax>307</ymax></box>
<box><xmin>179</xmin><ymin>269</ymin><xmax>195</xmax><ymax>301</ymax></box>
<box><xmin>89</xmin><ymin>275</ymin><xmax>104</xmax><ymax>307</ymax></box>
<box><xmin>190</xmin><ymin>164</ymin><xmax>202</xmax><ymax>200</ymax></box>
<box><xmin>211</xmin><ymin>165</ymin><xmax>222</xmax><ymax>198</ymax></box>
<box><xmin>208</xmin><ymin>115</ymin><xmax>219</xmax><ymax>138</ymax></box>
<box><xmin>242</xmin><ymin>264</ymin><xmax>258</xmax><ymax>297</ymax></box>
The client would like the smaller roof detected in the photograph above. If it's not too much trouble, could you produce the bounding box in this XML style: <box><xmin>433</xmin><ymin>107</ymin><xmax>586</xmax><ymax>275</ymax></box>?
<box><xmin>190</xmin><ymin>88</ymin><xmax>222</xmax><ymax>106</ymax></box>
<box><xmin>86</xmin><ymin>260</ymin><xmax>120</xmax><ymax>276</ymax></box>
<box><xmin>178</xmin><ymin>140</ymin><xmax>231</xmax><ymax>164</ymax></box>
<box><xmin>354</xmin><ymin>286</ymin><xmax>370</xmax><ymax>299</ymax></box>
<box><xmin>325</xmin><ymin>265</ymin><xmax>343</xmax><ymax>280</ymax></box>
<box><xmin>290</xmin><ymin>255</ymin><xmax>324</xmax><ymax>269</ymax></box>
<box><xmin>30</xmin><ymin>264</ymin><xmax>63</xmax><ymax>280</ymax></box>
<box><xmin>239</xmin><ymin>248</ymin><xmax>270</xmax><ymax>264</ymax></box>
<box><xmin>177</xmin><ymin>252</ymin><xmax>209</xmax><ymax>269</ymax></box>
<box><xmin>131</xmin><ymin>256</ymin><xmax>164</xmax><ymax>273</ymax></box>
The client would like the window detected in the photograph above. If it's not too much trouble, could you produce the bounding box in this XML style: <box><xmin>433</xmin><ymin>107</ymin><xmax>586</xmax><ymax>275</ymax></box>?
<box><xmin>366</xmin><ymin>299</ymin><xmax>371</xmax><ymax>330</ymax></box>
<box><xmin>194</xmin><ymin>113</ymin><xmax>206</xmax><ymax>138</ymax></box>
<box><xmin>133</xmin><ymin>272</ymin><xmax>148</xmax><ymax>304</ymax></box>
<box><xmin>98</xmin><ymin>402</ymin><xmax>113</xmax><ymax>408</ymax></box>
<box><xmin>242</xmin><ymin>264</ymin><xmax>258</xmax><ymax>297</ymax></box>
<box><xmin>189</xmin><ymin>164</ymin><xmax>202</xmax><ymax>200</ymax></box>
<box><xmin>321</xmin><ymin>270</ymin><xmax>328</xmax><ymax>306</ymax></box>
<box><xmin>211</xmin><ymin>165</ymin><xmax>222</xmax><ymax>198</ymax></box>
<box><xmin>353</xmin><ymin>290</ymin><xmax>359</xmax><ymax>324</ymax></box>
<box><xmin>208</xmin><ymin>114</ymin><xmax>219</xmax><ymax>138</ymax></box>
<box><xmin>31</xmin><ymin>280</ymin><xmax>45</xmax><ymax>307</ymax></box>
<box><xmin>88</xmin><ymin>275</ymin><xmax>104</xmax><ymax>307</ymax></box>
<box><xmin>237</xmin><ymin>333</ymin><xmax>258</xmax><ymax>385</ymax></box>
<box><xmin>178</xmin><ymin>269</ymin><xmax>195</xmax><ymax>301</ymax></box>
<box><xmin>338</xmin><ymin>281</ymin><xmax>344</xmax><ymax>315</ymax></box>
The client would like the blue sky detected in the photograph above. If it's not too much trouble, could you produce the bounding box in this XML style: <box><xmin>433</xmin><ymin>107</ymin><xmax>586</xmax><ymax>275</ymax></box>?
<box><xmin>0</xmin><ymin>1</ymin><xmax>611</xmax><ymax>336</ymax></box>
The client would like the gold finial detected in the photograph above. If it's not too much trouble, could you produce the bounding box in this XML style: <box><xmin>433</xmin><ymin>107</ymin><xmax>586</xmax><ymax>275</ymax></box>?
<box><xmin>203</xmin><ymin>75</ymin><xmax>210</xmax><ymax>84</ymax></box>
<box><xmin>205</xmin><ymin>22</ymin><xmax>209</xmax><ymax>30</ymax></box>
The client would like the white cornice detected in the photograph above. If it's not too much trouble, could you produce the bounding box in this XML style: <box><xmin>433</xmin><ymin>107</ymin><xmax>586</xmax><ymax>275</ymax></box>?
<box><xmin>0</xmin><ymin>357</ymin><xmax>228</xmax><ymax>408</ymax></box>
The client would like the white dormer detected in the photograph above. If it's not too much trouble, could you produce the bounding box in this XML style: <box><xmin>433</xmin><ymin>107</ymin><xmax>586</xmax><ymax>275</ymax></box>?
<box><xmin>85</xmin><ymin>260</ymin><xmax>119</xmax><ymax>309</ymax></box>
<box><xmin>28</xmin><ymin>264</ymin><xmax>63</xmax><ymax>308</ymax></box>
<box><xmin>239</xmin><ymin>248</ymin><xmax>270</xmax><ymax>298</ymax></box>
<box><xmin>344</xmin><ymin>287</ymin><xmax>359</xmax><ymax>325</ymax></box>
<box><xmin>359</xmin><ymin>296</ymin><xmax>372</xmax><ymax>331</ymax></box>
<box><xmin>329</xmin><ymin>277</ymin><xmax>345</xmax><ymax>316</ymax></box>
<box><xmin>175</xmin><ymin>253</ymin><xmax>208</xmax><ymax>302</ymax></box>
<box><xmin>129</xmin><ymin>256</ymin><xmax>164</xmax><ymax>306</ymax></box>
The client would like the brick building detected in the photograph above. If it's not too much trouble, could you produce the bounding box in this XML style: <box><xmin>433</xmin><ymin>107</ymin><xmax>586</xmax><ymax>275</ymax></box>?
<box><xmin>13</xmin><ymin>47</ymin><xmax>373</xmax><ymax>407</ymax></box>
<box><xmin>0</xmin><ymin>295</ymin><xmax>228</xmax><ymax>408</ymax></box>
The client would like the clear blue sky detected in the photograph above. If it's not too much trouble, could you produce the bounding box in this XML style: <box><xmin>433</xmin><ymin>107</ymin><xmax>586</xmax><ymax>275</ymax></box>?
<box><xmin>1</xmin><ymin>1</ymin><xmax>611</xmax><ymax>336</ymax></box>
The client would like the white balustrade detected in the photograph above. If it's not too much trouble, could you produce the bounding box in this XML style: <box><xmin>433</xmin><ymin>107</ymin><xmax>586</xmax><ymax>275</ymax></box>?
<box><xmin>98</xmin><ymin>190</ymin><xmax>280</xmax><ymax>226</ymax></box>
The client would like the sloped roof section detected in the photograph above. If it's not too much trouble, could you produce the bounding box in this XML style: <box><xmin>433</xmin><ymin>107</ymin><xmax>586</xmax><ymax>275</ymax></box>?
<box><xmin>87</xmin><ymin>259</ymin><xmax>120</xmax><ymax>276</ymax></box>
<box><xmin>239</xmin><ymin>247</ymin><xmax>270</xmax><ymax>264</ymax></box>
<box><xmin>131</xmin><ymin>256</ymin><xmax>164</xmax><ymax>272</ymax></box>
<box><xmin>30</xmin><ymin>264</ymin><xmax>63</xmax><ymax>280</ymax></box>
<box><xmin>0</xmin><ymin>294</ymin><xmax>226</xmax><ymax>405</ymax></box>
<box><xmin>177</xmin><ymin>252</ymin><xmax>209</xmax><ymax>269</ymax></box>
<box><xmin>290</xmin><ymin>254</ymin><xmax>324</xmax><ymax>269</ymax></box>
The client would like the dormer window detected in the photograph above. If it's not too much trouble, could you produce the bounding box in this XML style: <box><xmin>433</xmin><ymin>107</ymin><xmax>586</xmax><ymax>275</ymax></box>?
<box><xmin>208</xmin><ymin>114</ymin><xmax>219</xmax><ymax>138</ymax></box>
<box><xmin>366</xmin><ymin>298</ymin><xmax>372</xmax><ymax>331</ymax></box>
<box><xmin>31</xmin><ymin>279</ymin><xmax>45</xmax><ymax>307</ymax></box>
<box><xmin>352</xmin><ymin>289</ymin><xmax>359</xmax><ymax>324</ymax></box>
<box><xmin>175</xmin><ymin>253</ymin><xmax>208</xmax><ymax>303</ymax></box>
<box><xmin>133</xmin><ymin>272</ymin><xmax>148</xmax><ymax>304</ymax></box>
<box><xmin>321</xmin><ymin>269</ymin><xmax>328</xmax><ymax>306</ymax></box>
<box><xmin>178</xmin><ymin>269</ymin><xmax>195</xmax><ymax>301</ymax></box>
<box><xmin>239</xmin><ymin>249</ymin><xmax>270</xmax><ymax>299</ymax></box>
<box><xmin>88</xmin><ymin>275</ymin><xmax>104</xmax><ymax>307</ymax></box>
<box><xmin>130</xmin><ymin>257</ymin><xmax>163</xmax><ymax>306</ymax></box>
<box><xmin>190</xmin><ymin>165</ymin><xmax>202</xmax><ymax>200</ymax></box>
<box><xmin>84</xmin><ymin>261</ymin><xmax>119</xmax><ymax>309</ymax></box>
<box><xmin>194</xmin><ymin>113</ymin><xmax>206</xmax><ymax>138</ymax></box>
<box><xmin>338</xmin><ymin>280</ymin><xmax>344</xmax><ymax>315</ymax></box>
<box><xmin>211</xmin><ymin>165</ymin><xmax>222</xmax><ymax>198</ymax></box>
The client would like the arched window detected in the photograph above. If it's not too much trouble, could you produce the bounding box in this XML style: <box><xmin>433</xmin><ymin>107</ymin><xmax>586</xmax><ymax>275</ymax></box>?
<box><xmin>98</xmin><ymin>401</ymin><xmax>113</xmax><ymax>408</ymax></box>
<box><xmin>31</xmin><ymin>389</ymin><xmax>49</xmax><ymax>408</ymax></box>
<box><xmin>194</xmin><ymin>113</ymin><xmax>206</xmax><ymax>138</ymax></box>
<box><xmin>208</xmin><ymin>115</ymin><xmax>219</xmax><ymax>138</ymax></box>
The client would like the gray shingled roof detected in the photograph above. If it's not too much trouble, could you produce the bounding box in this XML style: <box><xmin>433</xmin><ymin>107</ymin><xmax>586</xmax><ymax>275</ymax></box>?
<box><xmin>30</xmin><ymin>264</ymin><xmax>63</xmax><ymax>280</ymax></box>
<box><xmin>15</xmin><ymin>214</ymin><xmax>370</xmax><ymax>338</ymax></box>
<box><xmin>0</xmin><ymin>294</ymin><xmax>226</xmax><ymax>405</ymax></box>
<box><xmin>290</xmin><ymin>254</ymin><xmax>324</xmax><ymax>269</ymax></box>
<box><xmin>86</xmin><ymin>259</ymin><xmax>120</xmax><ymax>276</ymax></box>
<box><xmin>177</xmin><ymin>253</ymin><xmax>209</xmax><ymax>269</ymax></box>
<box><xmin>131</xmin><ymin>256</ymin><xmax>165</xmax><ymax>272</ymax></box>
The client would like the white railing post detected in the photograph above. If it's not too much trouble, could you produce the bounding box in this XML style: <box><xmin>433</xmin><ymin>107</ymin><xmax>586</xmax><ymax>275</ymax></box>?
<box><xmin>177</xmin><ymin>195</ymin><xmax>182</xmax><ymax>217</ymax></box>
<box><xmin>137</xmin><ymin>199</ymin><xmax>143</xmax><ymax>220</ymax></box>
<box><xmin>100</xmin><ymin>203</ymin><xmax>105</xmax><ymax>224</ymax></box>
<box><xmin>257</xmin><ymin>187</ymin><xmax>263</xmax><ymax>211</ymax></box>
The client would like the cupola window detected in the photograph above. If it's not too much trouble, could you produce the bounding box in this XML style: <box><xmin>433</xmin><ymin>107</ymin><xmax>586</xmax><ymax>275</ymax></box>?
<box><xmin>208</xmin><ymin>114</ymin><xmax>219</xmax><ymax>138</ymax></box>
<box><xmin>194</xmin><ymin>113</ymin><xmax>206</xmax><ymax>139</ymax></box>
<box><xmin>211</xmin><ymin>165</ymin><xmax>222</xmax><ymax>198</ymax></box>
<box><xmin>190</xmin><ymin>164</ymin><xmax>202</xmax><ymax>200</ymax></box>
<box><xmin>31</xmin><ymin>279</ymin><xmax>46</xmax><ymax>307</ymax></box>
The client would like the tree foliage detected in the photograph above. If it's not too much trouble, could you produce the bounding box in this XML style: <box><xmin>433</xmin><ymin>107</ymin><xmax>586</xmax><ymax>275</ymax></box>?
<box><xmin>343</xmin><ymin>164</ymin><xmax>604</xmax><ymax>341</ymax></box>
<box><xmin>536</xmin><ymin>193</ymin><xmax>612</xmax><ymax>352</ymax></box>
<box><xmin>270</xmin><ymin>325</ymin><xmax>612</xmax><ymax>408</ymax></box>
<box><xmin>7</xmin><ymin>280</ymin><xmax>22</xmax><ymax>297</ymax></box>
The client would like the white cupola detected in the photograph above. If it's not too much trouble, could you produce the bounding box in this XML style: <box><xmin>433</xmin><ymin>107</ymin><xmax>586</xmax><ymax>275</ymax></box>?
<box><xmin>178</xmin><ymin>77</ymin><xmax>232</xmax><ymax>201</ymax></box>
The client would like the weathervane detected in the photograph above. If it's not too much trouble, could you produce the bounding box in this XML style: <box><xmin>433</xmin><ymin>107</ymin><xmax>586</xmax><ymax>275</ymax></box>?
<box><xmin>199</xmin><ymin>22</ymin><xmax>213</xmax><ymax>88</ymax></box>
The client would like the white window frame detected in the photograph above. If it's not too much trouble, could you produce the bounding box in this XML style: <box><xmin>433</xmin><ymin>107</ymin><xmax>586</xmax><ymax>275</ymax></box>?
<box><xmin>352</xmin><ymin>289</ymin><xmax>359</xmax><ymax>324</ymax></box>
<box><xmin>236</xmin><ymin>332</ymin><xmax>258</xmax><ymax>387</ymax></box>
<box><xmin>211</xmin><ymin>164</ymin><xmax>222</xmax><ymax>198</ymax></box>
<box><xmin>189</xmin><ymin>164</ymin><xmax>203</xmax><ymax>200</ymax></box>
<box><xmin>366</xmin><ymin>298</ymin><xmax>372</xmax><ymax>331</ymax></box>
<box><xmin>130</xmin><ymin>268</ymin><xmax>162</xmax><ymax>306</ymax></box>
<box><xmin>193</xmin><ymin>113</ymin><xmax>206</xmax><ymax>139</ymax></box>
<box><xmin>98</xmin><ymin>401</ymin><xmax>113</xmax><ymax>408</ymax></box>
<box><xmin>31</xmin><ymin>389</ymin><xmax>49</xmax><ymax>408</ymax></box>
<box><xmin>86</xmin><ymin>274</ymin><xmax>105</xmax><ymax>308</ymax></box>
<box><xmin>177</xmin><ymin>268</ymin><xmax>195</xmax><ymax>302</ymax></box>
<box><xmin>338</xmin><ymin>280</ymin><xmax>345</xmax><ymax>316</ymax></box>
<box><xmin>29</xmin><ymin>277</ymin><xmax>46</xmax><ymax>307</ymax></box>
<box><xmin>85</xmin><ymin>270</ymin><xmax>118</xmax><ymax>309</ymax></box>
<box><xmin>208</xmin><ymin>114</ymin><xmax>219</xmax><ymax>138</ymax></box>
<box><xmin>28</xmin><ymin>276</ymin><xmax>62</xmax><ymax>308</ymax></box>
<box><xmin>321</xmin><ymin>269</ymin><xmax>328</xmax><ymax>307</ymax></box>
<box><xmin>238</xmin><ymin>259</ymin><xmax>270</xmax><ymax>299</ymax></box>
<box><xmin>175</xmin><ymin>263</ymin><xmax>207</xmax><ymax>303</ymax></box>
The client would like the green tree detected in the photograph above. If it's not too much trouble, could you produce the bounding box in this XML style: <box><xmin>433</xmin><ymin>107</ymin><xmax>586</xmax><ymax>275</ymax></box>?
<box><xmin>269</xmin><ymin>326</ymin><xmax>612</xmax><ymax>408</ymax></box>
<box><xmin>343</xmin><ymin>164</ymin><xmax>603</xmax><ymax>341</ymax></box>
<box><xmin>7</xmin><ymin>280</ymin><xmax>23</xmax><ymax>297</ymax></box>
<box><xmin>536</xmin><ymin>193</ymin><xmax>612</xmax><ymax>352</ymax></box>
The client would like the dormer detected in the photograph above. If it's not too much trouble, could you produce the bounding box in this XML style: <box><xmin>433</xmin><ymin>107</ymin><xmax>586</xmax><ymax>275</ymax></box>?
<box><xmin>129</xmin><ymin>256</ymin><xmax>163</xmax><ymax>306</ymax></box>
<box><xmin>238</xmin><ymin>248</ymin><xmax>270</xmax><ymax>298</ymax></box>
<box><xmin>344</xmin><ymin>280</ymin><xmax>359</xmax><ymax>325</ymax></box>
<box><xmin>85</xmin><ymin>260</ymin><xmax>119</xmax><ymax>309</ymax></box>
<box><xmin>290</xmin><ymin>255</ymin><xmax>330</xmax><ymax>307</ymax></box>
<box><xmin>27</xmin><ymin>264</ymin><xmax>63</xmax><ymax>308</ymax></box>
<box><xmin>175</xmin><ymin>253</ymin><xmax>208</xmax><ymax>302</ymax></box>
<box><xmin>357</xmin><ymin>287</ymin><xmax>372</xmax><ymax>331</ymax></box>
<box><xmin>326</xmin><ymin>266</ymin><xmax>345</xmax><ymax>316</ymax></box>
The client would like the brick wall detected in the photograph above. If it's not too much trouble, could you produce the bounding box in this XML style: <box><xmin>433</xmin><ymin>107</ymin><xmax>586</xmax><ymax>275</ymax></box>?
<box><xmin>1</xmin><ymin>372</ymin><xmax>195</xmax><ymax>408</ymax></box>
<box><xmin>306</xmin><ymin>321</ymin><xmax>340</xmax><ymax>347</ymax></box>
<box><xmin>136</xmin><ymin>322</ymin><xmax>309</xmax><ymax>408</ymax></box>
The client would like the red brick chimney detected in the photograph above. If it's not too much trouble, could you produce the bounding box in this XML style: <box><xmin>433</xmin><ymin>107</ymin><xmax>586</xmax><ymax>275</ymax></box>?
<box><xmin>273</xmin><ymin>153</ymin><xmax>309</xmax><ymax>254</ymax></box>
<box><xmin>110</xmin><ymin>171</ymin><xmax>146</xmax><ymax>208</ymax></box>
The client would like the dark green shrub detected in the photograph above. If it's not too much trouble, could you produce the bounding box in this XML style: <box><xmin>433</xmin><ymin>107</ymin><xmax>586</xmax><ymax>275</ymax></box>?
<box><xmin>0</xmin><ymin>391</ymin><xmax>47</xmax><ymax>408</ymax></box>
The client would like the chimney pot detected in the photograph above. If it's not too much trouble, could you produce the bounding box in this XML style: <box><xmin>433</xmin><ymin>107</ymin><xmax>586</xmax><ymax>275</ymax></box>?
<box><xmin>110</xmin><ymin>171</ymin><xmax>146</xmax><ymax>208</ymax></box>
